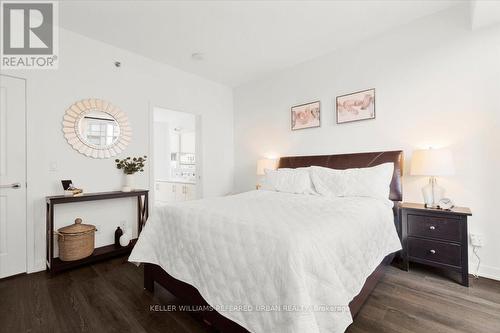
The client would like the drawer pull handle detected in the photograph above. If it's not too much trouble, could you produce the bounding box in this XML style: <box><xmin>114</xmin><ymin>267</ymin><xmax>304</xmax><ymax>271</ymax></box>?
<box><xmin>429</xmin><ymin>249</ymin><xmax>436</xmax><ymax>254</ymax></box>
<box><xmin>429</xmin><ymin>226</ymin><xmax>436</xmax><ymax>230</ymax></box>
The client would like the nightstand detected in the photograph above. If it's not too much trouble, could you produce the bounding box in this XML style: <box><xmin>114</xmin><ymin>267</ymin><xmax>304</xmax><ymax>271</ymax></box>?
<box><xmin>399</xmin><ymin>203</ymin><xmax>472</xmax><ymax>286</ymax></box>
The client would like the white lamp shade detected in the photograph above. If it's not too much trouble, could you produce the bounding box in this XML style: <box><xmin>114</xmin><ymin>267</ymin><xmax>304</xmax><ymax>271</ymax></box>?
<box><xmin>410</xmin><ymin>148</ymin><xmax>455</xmax><ymax>176</ymax></box>
<box><xmin>256</xmin><ymin>158</ymin><xmax>278</xmax><ymax>175</ymax></box>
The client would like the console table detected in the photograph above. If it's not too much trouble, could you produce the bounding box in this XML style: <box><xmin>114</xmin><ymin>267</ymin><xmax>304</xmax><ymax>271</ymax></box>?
<box><xmin>46</xmin><ymin>190</ymin><xmax>149</xmax><ymax>273</ymax></box>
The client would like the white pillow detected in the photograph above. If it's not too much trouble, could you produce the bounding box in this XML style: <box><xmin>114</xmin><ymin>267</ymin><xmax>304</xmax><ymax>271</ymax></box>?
<box><xmin>310</xmin><ymin>163</ymin><xmax>394</xmax><ymax>201</ymax></box>
<box><xmin>297</xmin><ymin>167</ymin><xmax>318</xmax><ymax>195</ymax></box>
<box><xmin>260</xmin><ymin>168</ymin><xmax>315</xmax><ymax>194</ymax></box>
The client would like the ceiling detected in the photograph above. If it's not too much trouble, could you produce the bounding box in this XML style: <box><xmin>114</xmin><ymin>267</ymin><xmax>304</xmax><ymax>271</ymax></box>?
<box><xmin>471</xmin><ymin>0</ymin><xmax>500</xmax><ymax>29</ymax></box>
<box><xmin>60</xmin><ymin>0</ymin><xmax>459</xmax><ymax>87</ymax></box>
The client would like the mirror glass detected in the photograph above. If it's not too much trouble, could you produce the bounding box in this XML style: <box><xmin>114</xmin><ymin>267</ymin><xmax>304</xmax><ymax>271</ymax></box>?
<box><xmin>77</xmin><ymin>110</ymin><xmax>120</xmax><ymax>147</ymax></box>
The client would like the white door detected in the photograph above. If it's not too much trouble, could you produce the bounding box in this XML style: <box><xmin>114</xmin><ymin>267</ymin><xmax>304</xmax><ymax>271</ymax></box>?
<box><xmin>0</xmin><ymin>75</ymin><xmax>26</xmax><ymax>278</ymax></box>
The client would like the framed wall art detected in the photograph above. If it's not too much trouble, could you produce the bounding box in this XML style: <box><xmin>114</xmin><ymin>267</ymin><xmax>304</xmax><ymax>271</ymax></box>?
<box><xmin>291</xmin><ymin>101</ymin><xmax>320</xmax><ymax>130</ymax></box>
<box><xmin>336</xmin><ymin>89</ymin><xmax>375</xmax><ymax>124</ymax></box>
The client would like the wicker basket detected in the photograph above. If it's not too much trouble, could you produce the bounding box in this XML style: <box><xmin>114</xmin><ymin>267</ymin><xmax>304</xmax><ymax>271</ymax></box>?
<box><xmin>57</xmin><ymin>218</ymin><xmax>96</xmax><ymax>261</ymax></box>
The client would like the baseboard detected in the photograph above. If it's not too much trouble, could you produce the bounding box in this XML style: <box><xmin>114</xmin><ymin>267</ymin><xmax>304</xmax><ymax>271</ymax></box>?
<box><xmin>28</xmin><ymin>259</ymin><xmax>46</xmax><ymax>274</ymax></box>
<box><xmin>27</xmin><ymin>254</ymin><xmax>500</xmax><ymax>282</ymax></box>
<box><xmin>469</xmin><ymin>253</ymin><xmax>500</xmax><ymax>281</ymax></box>
<box><xmin>478</xmin><ymin>264</ymin><xmax>500</xmax><ymax>281</ymax></box>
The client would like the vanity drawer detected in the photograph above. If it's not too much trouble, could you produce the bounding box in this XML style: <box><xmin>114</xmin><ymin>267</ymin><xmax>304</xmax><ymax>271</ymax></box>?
<box><xmin>407</xmin><ymin>214</ymin><xmax>461</xmax><ymax>242</ymax></box>
<box><xmin>408</xmin><ymin>237</ymin><xmax>461</xmax><ymax>267</ymax></box>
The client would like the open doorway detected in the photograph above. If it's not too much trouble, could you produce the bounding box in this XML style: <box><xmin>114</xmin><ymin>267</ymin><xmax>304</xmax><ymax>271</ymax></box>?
<box><xmin>152</xmin><ymin>107</ymin><xmax>200</xmax><ymax>205</ymax></box>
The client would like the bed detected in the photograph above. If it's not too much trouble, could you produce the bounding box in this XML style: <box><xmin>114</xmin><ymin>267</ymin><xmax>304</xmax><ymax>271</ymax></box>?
<box><xmin>129</xmin><ymin>150</ymin><xmax>404</xmax><ymax>333</ymax></box>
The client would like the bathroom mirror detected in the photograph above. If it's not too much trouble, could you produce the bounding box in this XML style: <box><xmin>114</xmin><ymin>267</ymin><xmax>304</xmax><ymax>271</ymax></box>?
<box><xmin>63</xmin><ymin>99</ymin><xmax>131</xmax><ymax>158</ymax></box>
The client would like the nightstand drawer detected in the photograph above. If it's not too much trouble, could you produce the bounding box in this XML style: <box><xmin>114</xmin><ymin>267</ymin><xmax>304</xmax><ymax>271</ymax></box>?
<box><xmin>407</xmin><ymin>214</ymin><xmax>461</xmax><ymax>242</ymax></box>
<box><xmin>408</xmin><ymin>238</ymin><xmax>461</xmax><ymax>267</ymax></box>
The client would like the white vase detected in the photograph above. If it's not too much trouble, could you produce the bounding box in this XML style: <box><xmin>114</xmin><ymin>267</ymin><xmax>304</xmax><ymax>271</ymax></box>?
<box><xmin>119</xmin><ymin>229</ymin><xmax>132</xmax><ymax>247</ymax></box>
<box><xmin>122</xmin><ymin>174</ymin><xmax>134</xmax><ymax>192</ymax></box>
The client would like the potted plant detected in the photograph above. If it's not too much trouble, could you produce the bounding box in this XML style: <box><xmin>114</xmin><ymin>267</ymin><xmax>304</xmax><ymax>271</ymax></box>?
<box><xmin>115</xmin><ymin>156</ymin><xmax>147</xmax><ymax>192</ymax></box>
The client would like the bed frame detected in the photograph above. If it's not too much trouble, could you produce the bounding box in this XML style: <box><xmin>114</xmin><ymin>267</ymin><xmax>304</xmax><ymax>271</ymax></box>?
<box><xmin>143</xmin><ymin>150</ymin><xmax>404</xmax><ymax>332</ymax></box>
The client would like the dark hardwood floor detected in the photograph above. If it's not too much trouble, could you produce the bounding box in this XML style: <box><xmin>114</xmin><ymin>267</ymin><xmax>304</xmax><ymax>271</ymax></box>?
<box><xmin>1</xmin><ymin>257</ymin><xmax>499</xmax><ymax>333</ymax></box>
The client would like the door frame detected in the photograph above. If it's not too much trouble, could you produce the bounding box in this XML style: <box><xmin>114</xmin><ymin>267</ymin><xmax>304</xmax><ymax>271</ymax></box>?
<box><xmin>0</xmin><ymin>74</ymin><xmax>29</xmax><ymax>275</ymax></box>
<box><xmin>148</xmin><ymin>102</ymin><xmax>203</xmax><ymax>207</ymax></box>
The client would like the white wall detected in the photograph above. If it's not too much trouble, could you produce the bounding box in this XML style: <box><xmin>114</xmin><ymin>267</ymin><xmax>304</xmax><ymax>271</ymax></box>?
<box><xmin>154</xmin><ymin>107</ymin><xmax>196</xmax><ymax>132</ymax></box>
<box><xmin>1</xmin><ymin>28</ymin><xmax>234</xmax><ymax>272</ymax></box>
<box><xmin>234</xmin><ymin>6</ymin><xmax>500</xmax><ymax>280</ymax></box>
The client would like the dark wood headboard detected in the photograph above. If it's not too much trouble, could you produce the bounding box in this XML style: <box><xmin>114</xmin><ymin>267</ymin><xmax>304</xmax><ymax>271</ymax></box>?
<box><xmin>278</xmin><ymin>150</ymin><xmax>404</xmax><ymax>202</ymax></box>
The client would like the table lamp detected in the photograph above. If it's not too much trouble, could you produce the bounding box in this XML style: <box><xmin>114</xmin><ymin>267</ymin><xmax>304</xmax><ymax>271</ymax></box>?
<box><xmin>410</xmin><ymin>148</ymin><xmax>455</xmax><ymax>208</ymax></box>
<box><xmin>256</xmin><ymin>158</ymin><xmax>278</xmax><ymax>189</ymax></box>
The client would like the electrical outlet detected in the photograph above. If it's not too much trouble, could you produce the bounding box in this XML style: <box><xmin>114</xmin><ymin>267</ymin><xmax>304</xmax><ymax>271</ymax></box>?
<box><xmin>470</xmin><ymin>234</ymin><xmax>483</xmax><ymax>247</ymax></box>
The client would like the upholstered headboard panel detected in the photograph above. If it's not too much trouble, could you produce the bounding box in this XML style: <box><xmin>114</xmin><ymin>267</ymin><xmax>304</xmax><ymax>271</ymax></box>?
<box><xmin>278</xmin><ymin>150</ymin><xmax>404</xmax><ymax>202</ymax></box>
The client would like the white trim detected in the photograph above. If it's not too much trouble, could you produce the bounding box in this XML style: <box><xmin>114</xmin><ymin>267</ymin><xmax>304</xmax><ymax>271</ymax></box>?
<box><xmin>195</xmin><ymin>114</ymin><xmax>203</xmax><ymax>199</ymax></box>
<box><xmin>469</xmin><ymin>250</ymin><xmax>500</xmax><ymax>281</ymax></box>
<box><xmin>478</xmin><ymin>264</ymin><xmax>500</xmax><ymax>281</ymax></box>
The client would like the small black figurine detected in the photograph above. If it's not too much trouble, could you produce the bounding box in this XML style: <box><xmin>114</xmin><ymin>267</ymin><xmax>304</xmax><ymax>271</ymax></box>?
<box><xmin>114</xmin><ymin>227</ymin><xmax>123</xmax><ymax>246</ymax></box>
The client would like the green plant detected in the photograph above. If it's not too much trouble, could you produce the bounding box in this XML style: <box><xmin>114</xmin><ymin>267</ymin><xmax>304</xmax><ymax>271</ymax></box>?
<box><xmin>115</xmin><ymin>156</ymin><xmax>147</xmax><ymax>175</ymax></box>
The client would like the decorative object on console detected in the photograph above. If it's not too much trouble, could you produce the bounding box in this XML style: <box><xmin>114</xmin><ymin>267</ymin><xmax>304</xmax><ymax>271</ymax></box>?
<box><xmin>114</xmin><ymin>226</ymin><xmax>123</xmax><ymax>246</ymax></box>
<box><xmin>57</xmin><ymin>218</ymin><xmax>96</xmax><ymax>262</ymax></box>
<box><xmin>410</xmin><ymin>148</ymin><xmax>455</xmax><ymax>208</ymax></box>
<box><xmin>62</xmin><ymin>98</ymin><xmax>132</xmax><ymax>159</ymax></box>
<box><xmin>119</xmin><ymin>226</ymin><xmax>132</xmax><ymax>247</ymax></box>
<box><xmin>61</xmin><ymin>180</ymin><xmax>73</xmax><ymax>190</ymax></box>
<box><xmin>61</xmin><ymin>179</ymin><xmax>83</xmax><ymax>196</ymax></box>
<box><xmin>336</xmin><ymin>88</ymin><xmax>375</xmax><ymax>124</ymax></box>
<box><xmin>291</xmin><ymin>101</ymin><xmax>320</xmax><ymax>130</ymax></box>
<box><xmin>256</xmin><ymin>158</ymin><xmax>278</xmax><ymax>189</ymax></box>
<box><xmin>115</xmin><ymin>155</ymin><xmax>147</xmax><ymax>192</ymax></box>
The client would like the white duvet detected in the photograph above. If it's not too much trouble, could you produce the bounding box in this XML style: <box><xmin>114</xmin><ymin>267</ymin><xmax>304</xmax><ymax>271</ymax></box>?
<box><xmin>129</xmin><ymin>190</ymin><xmax>402</xmax><ymax>333</ymax></box>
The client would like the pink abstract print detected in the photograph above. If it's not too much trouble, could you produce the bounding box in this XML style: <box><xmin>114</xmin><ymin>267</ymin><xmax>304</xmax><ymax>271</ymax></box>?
<box><xmin>336</xmin><ymin>89</ymin><xmax>375</xmax><ymax>124</ymax></box>
<box><xmin>291</xmin><ymin>101</ymin><xmax>320</xmax><ymax>130</ymax></box>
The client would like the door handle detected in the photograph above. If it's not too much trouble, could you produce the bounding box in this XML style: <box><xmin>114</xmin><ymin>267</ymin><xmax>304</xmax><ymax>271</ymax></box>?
<box><xmin>0</xmin><ymin>182</ymin><xmax>21</xmax><ymax>189</ymax></box>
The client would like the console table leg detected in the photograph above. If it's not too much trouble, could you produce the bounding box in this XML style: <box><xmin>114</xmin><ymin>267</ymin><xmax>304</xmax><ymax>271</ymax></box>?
<box><xmin>137</xmin><ymin>193</ymin><xmax>149</xmax><ymax>233</ymax></box>
<box><xmin>46</xmin><ymin>202</ymin><xmax>54</xmax><ymax>270</ymax></box>
<box><xmin>137</xmin><ymin>196</ymin><xmax>142</xmax><ymax>233</ymax></box>
<box><xmin>144</xmin><ymin>263</ymin><xmax>154</xmax><ymax>292</ymax></box>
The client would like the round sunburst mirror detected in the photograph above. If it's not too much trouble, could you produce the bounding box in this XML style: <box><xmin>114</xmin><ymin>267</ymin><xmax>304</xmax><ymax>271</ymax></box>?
<box><xmin>62</xmin><ymin>98</ymin><xmax>132</xmax><ymax>158</ymax></box>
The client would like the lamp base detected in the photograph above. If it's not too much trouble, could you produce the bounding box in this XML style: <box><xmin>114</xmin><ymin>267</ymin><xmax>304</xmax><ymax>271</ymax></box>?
<box><xmin>421</xmin><ymin>177</ymin><xmax>445</xmax><ymax>208</ymax></box>
<box><xmin>424</xmin><ymin>203</ymin><xmax>441</xmax><ymax>209</ymax></box>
